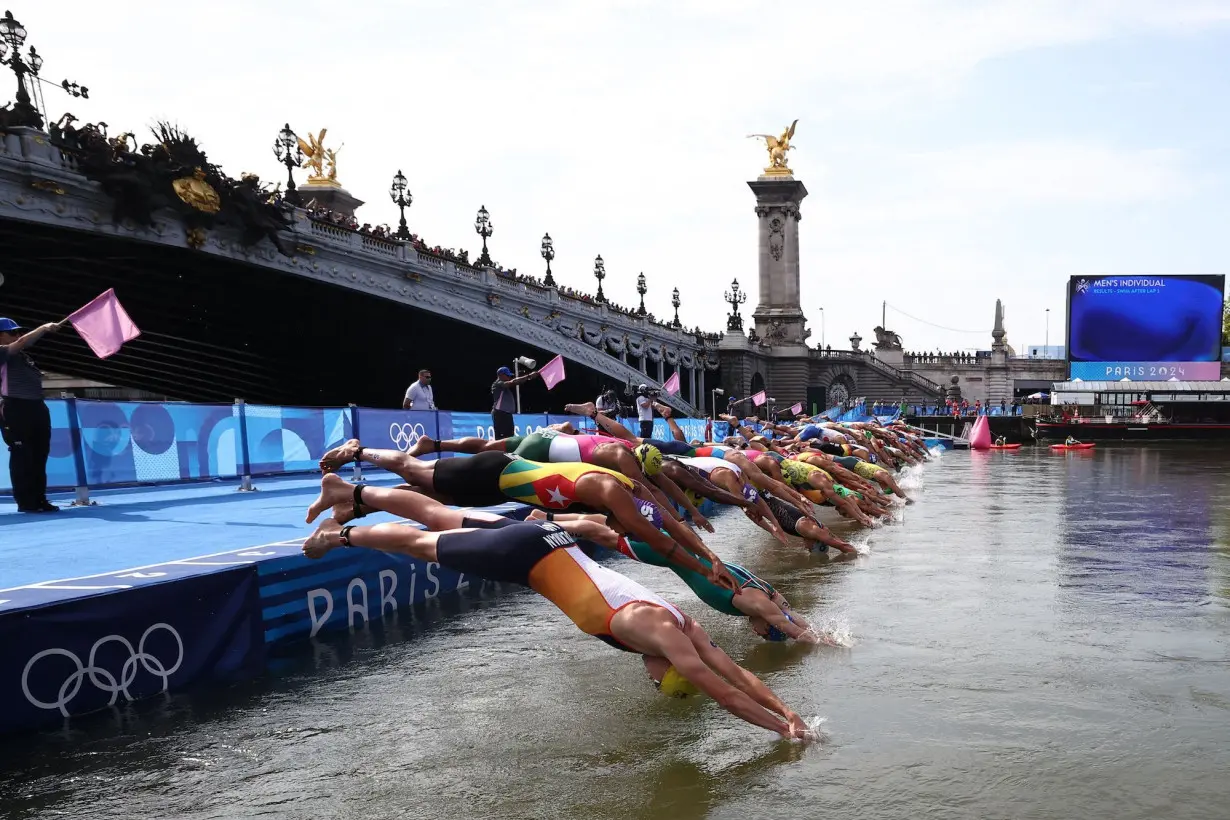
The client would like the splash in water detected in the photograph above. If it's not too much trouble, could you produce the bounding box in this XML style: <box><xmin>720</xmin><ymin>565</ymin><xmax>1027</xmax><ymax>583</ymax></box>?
<box><xmin>804</xmin><ymin>615</ymin><xmax>855</xmax><ymax>648</ymax></box>
<box><xmin>799</xmin><ymin>715</ymin><xmax>829</xmax><ymax>744</ymax></box>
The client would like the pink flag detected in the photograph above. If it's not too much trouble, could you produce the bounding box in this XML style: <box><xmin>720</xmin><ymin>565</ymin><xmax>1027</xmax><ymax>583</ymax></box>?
<box><xmin>790</xmin><ymin>402</ymin><xmax>803</xmax><ymax>415</ymax></box>
<box><xmin>539</xmin><ymin>355</ymin><xmax>566</xmax><ymax>390</ymax></box>
<box><xmin>663</xmin><ymin>371</ymin><xmax>680</xmax><ymax>395</ymax></box>
<box><xmin>752</xmin><ymin>391</ymin><xmax>767</xmax><ymax>406</ymax></box>
<box><xmin>69</xmin><ymin>289</ymin><xmax>140</xmax><ymax>359</ymax></box>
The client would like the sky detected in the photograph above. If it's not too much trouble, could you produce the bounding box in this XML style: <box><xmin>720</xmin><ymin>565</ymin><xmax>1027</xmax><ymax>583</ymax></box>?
<box><xmin>18</xmin><ymin>0</ymin><xmax>1230</xmax><ymax>352</ymax></box>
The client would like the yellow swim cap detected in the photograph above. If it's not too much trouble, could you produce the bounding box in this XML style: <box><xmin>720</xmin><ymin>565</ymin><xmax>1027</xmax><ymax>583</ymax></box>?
<box><xmin>634</xmin><ymin>443</ymin><xmax>663</xmax><ymax>477</ymax></box>
<box><xmin>657</xmin><ymin>665</ymin><xmax>701</xmax><ymax>699</ymax></box>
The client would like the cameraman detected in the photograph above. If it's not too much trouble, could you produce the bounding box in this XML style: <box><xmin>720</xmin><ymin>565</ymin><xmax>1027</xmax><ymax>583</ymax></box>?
<box><xmin>595</xmin><ymin>388</ymin><xmax>620</xmax><ymax>417</ymax></box>
<box><xmin>635</xmin><ymin>383</ymin><xmax>656</xmax><ymax>438</ymax></box>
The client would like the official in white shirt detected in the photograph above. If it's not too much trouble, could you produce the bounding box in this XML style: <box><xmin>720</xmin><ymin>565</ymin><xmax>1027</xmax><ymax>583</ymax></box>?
<box><xmin>635</xmin><ymin>383</ymin><xmax>655</xmax><ymax>438</ymax></box>
<box><xmin>403</xmin><ymin>369</ymin><xmax>435</xmax><ymax>410</ymax></box>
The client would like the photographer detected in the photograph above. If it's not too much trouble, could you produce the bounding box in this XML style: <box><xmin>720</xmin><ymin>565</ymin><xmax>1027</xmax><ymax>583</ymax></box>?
<box><xmin>635</xmin><ymin>383</ymin><xmax>658</xmax><ymax>438</ymax></box>
<box><xmin>595</xmin><ymin>388</ymin><xmax>620</xmax><ymax>418</ymax></box>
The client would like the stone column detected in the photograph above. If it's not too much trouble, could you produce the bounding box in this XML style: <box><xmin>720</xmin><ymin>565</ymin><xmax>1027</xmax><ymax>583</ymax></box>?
<box><xmin>748</xmin><ymin>177</ymin><xmax>809</xmax><ymax>344</ymax></box>
<box><xmin>657</xmin><ymin>358</ymin><xmax>665</xmax><ymax>384</ymax></box>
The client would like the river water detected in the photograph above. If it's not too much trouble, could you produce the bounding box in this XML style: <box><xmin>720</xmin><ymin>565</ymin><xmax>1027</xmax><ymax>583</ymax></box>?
<box><xmin>2</xmin><ymin>444</ymin><xmax>1229</xmax><ymax>820</ymax></box>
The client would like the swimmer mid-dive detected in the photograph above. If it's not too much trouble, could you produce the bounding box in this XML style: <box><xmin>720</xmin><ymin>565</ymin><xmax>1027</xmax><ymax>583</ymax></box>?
<box><xmin>529</xmin><ymin>509</ymin><xmax>824</xmax><ymax>643</ymax></box>
<box><xmin>301</xmin><ymin>487</ymin><xmax>814</xmax><ymax>740</ymax></box>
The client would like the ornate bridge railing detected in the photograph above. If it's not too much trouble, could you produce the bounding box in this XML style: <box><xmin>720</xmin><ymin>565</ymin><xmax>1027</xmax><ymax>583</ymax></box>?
<box><xmin>0</xmin><ymin>128</ymin><xmax>719</xmax><ymax>414</ymax></box>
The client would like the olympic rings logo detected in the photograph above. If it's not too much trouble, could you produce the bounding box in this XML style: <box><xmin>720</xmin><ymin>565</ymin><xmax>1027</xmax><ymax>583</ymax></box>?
<box><xmin>21</xmin><ymin>623</ymin><xmax>184</xmax><ymax>716</ymax></box>
<box><xmin>389</xmin><ymin>422</ymin><xmax>427</xmax><ymax>452</ymax></box>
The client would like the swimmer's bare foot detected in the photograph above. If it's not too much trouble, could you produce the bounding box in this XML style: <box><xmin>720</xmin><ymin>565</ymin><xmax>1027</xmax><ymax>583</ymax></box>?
<box><xmin>307</xmin><ymin>472</ymin><xmax>353</xmax><ymax>524</ymax></box>
<box><xmin>565</xmin><ymin>402</ymin><xmax>597</xmax><ymax>418</ymax></box>
<box><xmin>331</xmin><ymin>501</ymin><xmax>357</xmax><ymax>525</ymax></box>
<box><xmin>320</xmin><ymin>438</ymin><xmax>361</xmax><ymax>473</ymax></box>
<box><xmin>406</xmin><ymin>435</ymin><xmax>437</xmax><ymax>458</ymax></box>
<box><xmin>303</xmin><ymin>518</ymin><xmax>344</xmax><ymax>560</ymax></box>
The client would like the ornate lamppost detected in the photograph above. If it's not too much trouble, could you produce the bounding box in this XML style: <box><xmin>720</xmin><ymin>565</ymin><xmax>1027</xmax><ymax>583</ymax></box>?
<box><xmin>541</xmin><ymin>233</ymin><xmax>555</xmax><ymax>287</ymax></box>
<box><xmin>272</xmin><ymin>123</ymin><xmax>303</xmax><ymax>205</ymax></box>
<box><xmin>636</xmin><ymin>272</ymin><xmax>647</xmax><ymax>315</ymax></box>
<box><xmin>671</xmin><ymin>287</ymin><xmax>681</xmax><ymax>328</ymax></box>
<box><xmin>724</xmin><ymin>278</ymin><xmax>747</xmax><ymax>331</ymax></box>
<box><xmin>0</xmin><ymin>10</ymin><xmax>44</xmax><ymax>129</ymax></box>
<box><xmin>850</xmin><ymin>331</ymin><xmax>863</xmax><ymax>351</ymax></box>
<box><xmin>389</xmin><ymin>169</ymin><xmax>412</xmax><ymax>240</ymax></box>
<box><xmin>475</xmin><ymin>205</ymin><xmax>494</xmax><ymax>267</ymax></box>
<box><xmin>593</xmin><ymin>254</ymin><xmax>606</xmax><ymax>302</ymax></box>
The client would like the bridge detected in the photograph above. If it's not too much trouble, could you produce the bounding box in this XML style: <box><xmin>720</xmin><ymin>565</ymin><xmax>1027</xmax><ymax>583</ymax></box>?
<box><xmin>0</xmin><ymin>124</ymin><xmax>716</xmax><ymax>413</ymax></box>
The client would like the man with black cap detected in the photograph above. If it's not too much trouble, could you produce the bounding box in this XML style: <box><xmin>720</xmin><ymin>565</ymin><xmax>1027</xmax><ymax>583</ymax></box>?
<box><xmin>491</xmin><ymin>364</ymin><xmax>540</xmax><ymax>439</ymax></box>
<box><xmin>0</xmin><ymin>317</ymin><xmax>63</xmax><ymax>512</ymax></box>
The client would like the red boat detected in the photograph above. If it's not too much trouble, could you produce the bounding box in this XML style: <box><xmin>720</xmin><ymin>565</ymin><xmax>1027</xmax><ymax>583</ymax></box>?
<box><xmin>1049</xmin><ymin>442</ymin><xmax>1096</xmax><ymax>451</ymax></box>
<box><xmin>989</xmin><ymin>444</ymin><xmax>1021</xmax><ymax>450</ymax></box>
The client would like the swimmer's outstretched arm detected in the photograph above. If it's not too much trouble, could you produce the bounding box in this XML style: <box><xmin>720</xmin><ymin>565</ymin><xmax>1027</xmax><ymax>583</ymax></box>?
<box><xmin>733</xmin><ymin>592</ymin><xmax>817</xmax><ymax>643</ymax></box>
<box><xmin>684</xmin><ymin>621</ymin><xmax>806</xmax><ymax>731</ymax></box>
<box><xmin>650</xmin><ymin>472</ymin><xmax>714</xmax><ymax>532</ymax></box>
<box><xmin>662</xmin><ymin>463</ymin><xmax>748</xmax><ymax>507</ymax></box>
<box><xmin>597</xmin><ymin>482</ymin><xmax>736</xmax><ymax>592</ymax></box>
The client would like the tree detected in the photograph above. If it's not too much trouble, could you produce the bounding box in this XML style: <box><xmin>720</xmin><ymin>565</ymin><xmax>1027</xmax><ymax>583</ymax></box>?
<box><xmin>1224</xmin><ymin>300</ymin><xmax>1230</xmax><ymax>347</ymax></box>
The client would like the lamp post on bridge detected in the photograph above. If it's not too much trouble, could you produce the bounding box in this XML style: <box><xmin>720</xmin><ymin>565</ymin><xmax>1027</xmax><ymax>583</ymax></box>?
<box><xmin>818</xmin><ymin>306</ymin><xmax>825</xmax><ymax>348</ymax></box>
<box><xmin>672</xmin><ymin>287</ymin><xmax>681</xmax><ymax>328</ymax></box>
<box><xmin>388</xmin><ymin>170</ymin><xmax>413</xmax><ymax>240</ymax></box>
<box><xmin>541</xmin><ymin>233</ymin><xmax>555</xmax><ymax>287</ymax></box>
<box><xmin>636</xmin><ymin>272</ymin><xmax>647</xmax><ymax>315</ymax></box>
<box><xmin>0</xmin><ymin>10</ymin><xmax>44</xmax><ymax>129</ymax></box>
<box><xmin>475</xmin><ymin>205</ymin><xmax>494</xmax><ymax>267</ymax></box>
<box><xmin>272</xmin><ymin>124</ymin><xmax>303</xmax><ymax>205</ymax></box>
<box><xmin>593</xmin><ymin>254</ymin><xmax>606</xmax><ymax>303</ymax></box>
<box><xmin>724</xmin><ymin>278</ymin><xmax>747</xmax><ymax>331</ymax></box>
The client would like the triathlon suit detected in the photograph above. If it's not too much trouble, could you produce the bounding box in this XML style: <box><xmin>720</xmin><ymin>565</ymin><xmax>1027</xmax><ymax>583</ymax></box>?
<box><xmin>615</xmin><ymin>536</ymin><xmax>774</xmax><ymax>617</ymax></box>
<box><xmin>832</xmin><ymin>455</ymin><xmax>863</xmax><ymax>471</ymax></box>
<box><xmin>756</xmin><ymin>450</ymin><xmax>786</xmax><ymax>464</ymax></box>
<box><xmin>678</xmin><ymin>456</ymin><xmax>758</xmax><ymax>503</ymax></box>
<box><xmin>778</xmin><ymin>458</ymin><xmax>823</xmax><ymax>490</ymax></box>
<box><xmin>644</xmin><ymin>438</ymin><xmax>694</xmax><ymax>457</ymax></box>
<box><xmin>513</xmin><ymin>429</ymin><xmax>631</xmax><ymax>463</ymax></box>
<box><xmin>431</xmin><ymin>451</ymin><xmax>635</xmax><ymax>510</ymax></box>
<box><xmin>759</xmin><ymin>493</ymin><xmax>824</xmax><ymax>537</ymax></box>
<box><xmin>434</xmin><ymin>519</ymin><xmax>685</xmax><ymax>650</ymax></box>
<box><xmin>689</xmin><ymin>446</ymin><xmax>727</xmax><ymax>459</ymax></box>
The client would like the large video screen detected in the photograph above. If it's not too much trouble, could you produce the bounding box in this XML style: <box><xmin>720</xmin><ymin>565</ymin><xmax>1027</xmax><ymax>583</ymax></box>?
<box><xmin>1067</xmin><ymin>274</ymin><xmax>1225</xmax><ymax>380</ymax></box>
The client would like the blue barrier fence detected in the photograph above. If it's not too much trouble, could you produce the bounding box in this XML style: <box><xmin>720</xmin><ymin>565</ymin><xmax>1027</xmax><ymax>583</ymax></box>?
<box><xmin>1</xmin><ymin>400</ymin><xmax>725</xmax><ymax>497</ymax></box>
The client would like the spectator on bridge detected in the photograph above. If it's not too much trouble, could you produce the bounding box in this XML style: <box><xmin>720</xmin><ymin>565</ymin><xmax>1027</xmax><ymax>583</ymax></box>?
<box><xmin>491</xmin><ymin>365</ymin><xmax>540</xmax><ymax>439</ymax></box>
<box><xmin>1</xmin><ymin>317</ymin><xmax>63</xmax><ymax>512</ymax></box>
<box><xmin>403</xmin><ymin>369</ymin><xmax>435</xmax><ymax>411</ymax></box>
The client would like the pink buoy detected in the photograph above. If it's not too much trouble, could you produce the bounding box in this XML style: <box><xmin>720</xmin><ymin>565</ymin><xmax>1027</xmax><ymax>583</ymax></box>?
<box><xmin>969</xmin><ymin>415</ymin><xmax>993</xmax><ymax>450</ymax></box>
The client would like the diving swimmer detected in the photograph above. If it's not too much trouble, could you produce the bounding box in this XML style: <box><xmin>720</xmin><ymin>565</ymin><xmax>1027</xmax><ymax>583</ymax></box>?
<box><xmin>300</xmin><ymin>488</ymin><xmax>813</xmax><ymax>740</ymax></box>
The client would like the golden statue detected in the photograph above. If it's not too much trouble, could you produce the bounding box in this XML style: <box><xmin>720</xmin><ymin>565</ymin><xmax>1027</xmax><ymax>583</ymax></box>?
<box><xmin>324</xmin><ymin>145</ymin><xmax>343</xmax><ymax>182</ymax></box>
<box><xmin>297</xmin><ymin>128</ymin><xmax>332</xmax><ymax>182</ymax></box>
<box><xmin>747</xmin><ymin>119</ymin><xmax>798</xmax><ymax>176</ymax></box>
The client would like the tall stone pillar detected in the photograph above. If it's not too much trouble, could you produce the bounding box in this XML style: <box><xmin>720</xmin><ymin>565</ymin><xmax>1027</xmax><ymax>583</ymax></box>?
<box><xmin>749</xmin><ymin>177</ymin><xmax>809</xmax><ymax>345</ymax></box>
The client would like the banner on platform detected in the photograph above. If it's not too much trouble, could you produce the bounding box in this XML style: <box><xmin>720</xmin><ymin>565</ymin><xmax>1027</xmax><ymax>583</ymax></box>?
<box><xmin>0</xmin><ymin>567</ymin><xmax>263</xmax><ymax>733</ymax></box>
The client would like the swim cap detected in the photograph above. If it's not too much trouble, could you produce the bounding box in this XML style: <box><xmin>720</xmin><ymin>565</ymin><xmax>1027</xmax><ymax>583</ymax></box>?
<box><xmin>633</xmin><ymin>443</ymin><xmax>663</xmax><ymax>477</ymax></box>
<box><xmin>657</xmin><ymin>665</ymin><xmax>701</xmax><ymax>698</ymax></box>
<box><xmin>741</xmin><ymin>484</ymin><xmax>759</xmax><ymax>503</ymax></box>
<box><xmin>685</xmin><ymin>489</ymin><xmax>706</xmax><ymax>510</ymax></box>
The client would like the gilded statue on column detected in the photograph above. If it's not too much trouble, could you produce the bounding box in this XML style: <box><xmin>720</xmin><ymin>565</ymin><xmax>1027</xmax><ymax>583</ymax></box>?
<box><xmin>747</xmin><ymin>119</ymin><xmax>798</xmax><ymax>176</ymax></box>
<box><xmin>297</xmin><ymin>128</ymin><xmax>342</xmax><ymax>185</ymax></box>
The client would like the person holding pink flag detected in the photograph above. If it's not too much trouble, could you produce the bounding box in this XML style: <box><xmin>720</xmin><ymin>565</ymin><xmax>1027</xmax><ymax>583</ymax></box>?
<box><xmin>0</xmin><ymin>316</ymin><xmax>65</xmax><ymax>512</ymax></box>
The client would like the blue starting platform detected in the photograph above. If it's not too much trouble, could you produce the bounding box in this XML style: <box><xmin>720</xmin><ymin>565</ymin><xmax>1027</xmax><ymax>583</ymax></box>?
<box><xmin>0</xmin><ymin>473</ymin><xmax>528</xmax><ymax>735</ymax></box>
